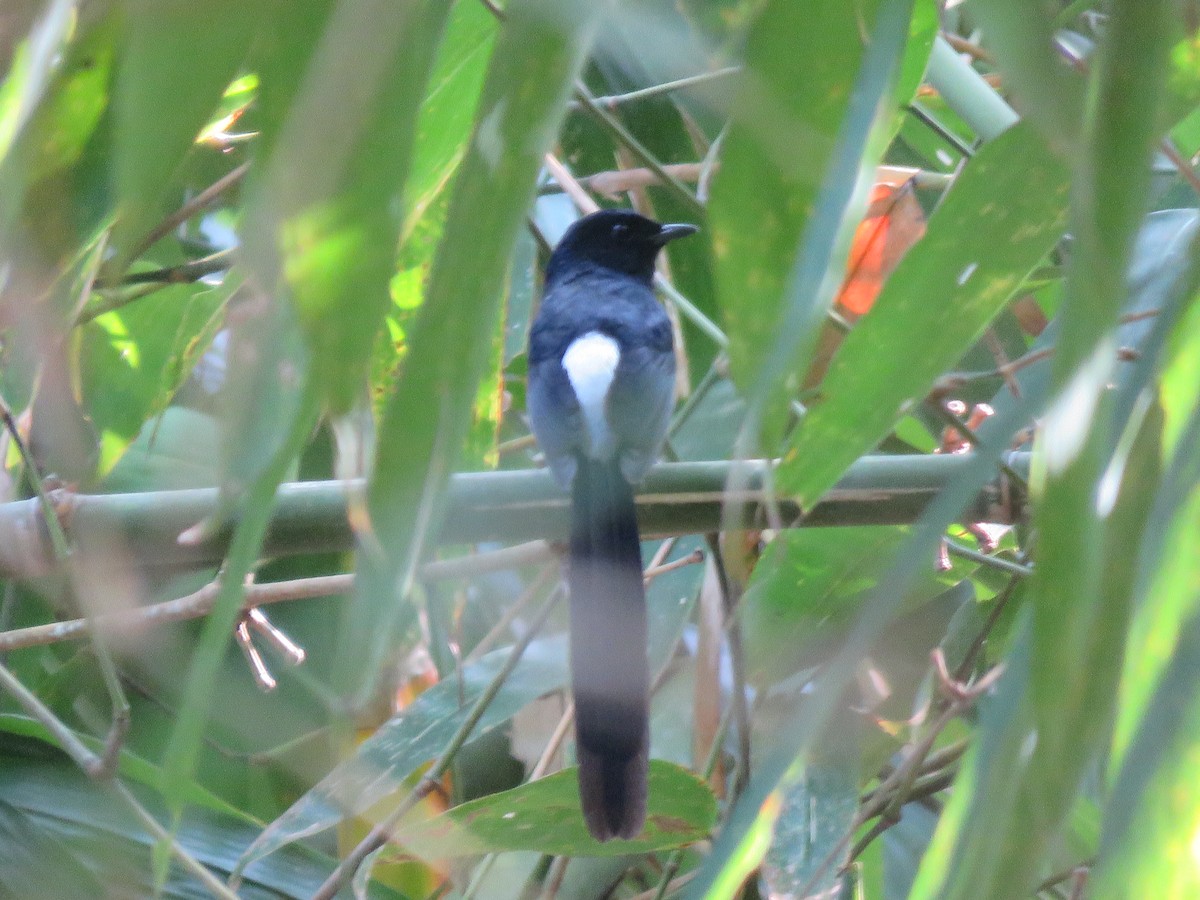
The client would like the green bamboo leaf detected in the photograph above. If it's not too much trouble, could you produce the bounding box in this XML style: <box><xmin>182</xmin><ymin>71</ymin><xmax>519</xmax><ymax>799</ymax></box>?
<box><xmin>111</xmin><ymin>0</ymin><xmax>265</xmax><ymax>266</ymax></box>
<box><xmin>913</xmin><ymin>3</ymin><xmax>1174</xmax><ymax>893</ymax></box>
<box><xmin>0</xmin><ymin>714</ymin><xmax>250</xmax><ymax>823</ymax></box>
<box><xmin>777</xmin><ymin>121</ymin><xmax>1070</xmax><ymax>508</ymax></box>
<box><xmin>393</xmin><ymin>761</ymin><xmax>715</xmax><ymax>859</ymax></box>
<box><xmin>339</xmin><ymin>0</ymin><xmax>610</xmax><ymax>708</ymax></box>
<box><xmin>1093</xmin><ymin>592</ymin><xmax>1200</xmax><ymax>897</ymax></box>
<box><xmin>708</xmin><ymin>0</ymin><xmax>888</xmax><ymax>443</ymax></box>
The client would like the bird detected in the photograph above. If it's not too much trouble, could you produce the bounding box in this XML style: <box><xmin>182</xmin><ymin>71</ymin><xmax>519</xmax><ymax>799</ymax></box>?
<box><xmin>526</xmin><ymin>209</ymin><xmax>697</xmax><ymax>841</ymax></box>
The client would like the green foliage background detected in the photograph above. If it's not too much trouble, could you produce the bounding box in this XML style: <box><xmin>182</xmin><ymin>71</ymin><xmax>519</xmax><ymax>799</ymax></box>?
<box><xmin>0</xmin><ymin>0</ymin><xmax>1198</xmax><ymax>897</ymax></box>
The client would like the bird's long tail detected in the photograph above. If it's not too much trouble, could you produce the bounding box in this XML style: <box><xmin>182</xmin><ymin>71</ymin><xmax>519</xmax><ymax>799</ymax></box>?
<box><xmin>569</xmin><ymin>456</ymin><xmax>649</xmax><ymax>841</ymax></box>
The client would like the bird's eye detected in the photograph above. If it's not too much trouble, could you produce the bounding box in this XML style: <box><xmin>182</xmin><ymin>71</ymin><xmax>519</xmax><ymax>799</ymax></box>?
<box><xmin>611</xmin><ymin>223</ymin><xmax>629</xmax><ymax>237</ymax></box>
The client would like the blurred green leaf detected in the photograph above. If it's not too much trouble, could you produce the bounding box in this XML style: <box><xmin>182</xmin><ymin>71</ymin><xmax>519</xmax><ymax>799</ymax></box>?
<box><xmin>0</xmin><ymin>754</ymin><xmax>406</xmax><ymax>899</ymax></box>
<box><xmin>247</xmin><ymin>0</ymin><xmax>454</xmax><ymax>413</ymax></box>
<box><xmin>709</xmin><ymin>0</ymin><xmax>888</xmax><ymax>442</ymax></box>
<box><xmin>111</xmin><ymin>0</ymin><xmax>266</xmax><ymax>266</ymax></box>
<box><xmin>778</xmin><ymin>122</ymin><xmax>1070</xmax><ymax>508</ymax></box>
<box><xmin>393</xmin><ymin>761</ymin><xmax>715</xmax><ymax>859</ymax></box>
<box><xmin>1092</xmin><ymin>603</ymin><xmax>1200</xmax><ymax>897</ymax></box>
<box><xmin>0</xmin><ymin>715</ymin><xmax>249</xmax><ymax>821</ymax></box>
<box><xmin>740</xmin><ymin>527</ymin><xmax>971</xmax><ymax>686</ymax></box>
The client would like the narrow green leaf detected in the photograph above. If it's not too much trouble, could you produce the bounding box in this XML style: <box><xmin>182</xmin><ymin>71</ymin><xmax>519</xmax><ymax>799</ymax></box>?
<box><xmin>339</xmin><ymin>0</ymin><xmax>610</xmax><ymax>708</ymax></box>
<box><xmin>778</xmin><ymin>122</ymin><xmax>1070</xmax><ymax>508</ymax></box>
<box><xmin>161</xmin><ymin>386</ymin><xmax>321</xmax><ymax>820</ymax></box>
<box><xmin>1093</xmin><ymin>605</ymin><xmax>1200</xmax><ymax>897</ymax></box>
<box><xmin>709</xmin><ymin>0</ymin><xmax>888</xmax><ymax>443</ymax></box>
<box><xmin>111</xmin><ymin>0</ymin><xmax>265</xmax><ymax>265</ymax></box>
<box><xmin>393</xmin><ymin>761</ymin><xmax>715</xmax><ymax>859</ymax></box>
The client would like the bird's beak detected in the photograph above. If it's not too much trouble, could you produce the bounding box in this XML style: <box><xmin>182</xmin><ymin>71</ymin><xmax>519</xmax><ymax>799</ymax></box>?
<box><xmin>653</xmin><ymin>223</ymin><xmax>699</xmax><ymax>245</ymax></box>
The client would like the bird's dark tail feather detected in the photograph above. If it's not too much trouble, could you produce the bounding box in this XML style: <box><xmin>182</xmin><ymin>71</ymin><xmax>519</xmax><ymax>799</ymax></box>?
<box><xmin>569</xmin><ymin>457</ymin><xmax>649</xmax><ymax>841</ymax></box>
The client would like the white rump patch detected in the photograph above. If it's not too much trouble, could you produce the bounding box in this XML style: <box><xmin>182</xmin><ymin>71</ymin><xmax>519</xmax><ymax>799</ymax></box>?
<box><xmin>562</xmin><ymin>331</ymin><xmax>620</xmax><ymax>459</ymax></box>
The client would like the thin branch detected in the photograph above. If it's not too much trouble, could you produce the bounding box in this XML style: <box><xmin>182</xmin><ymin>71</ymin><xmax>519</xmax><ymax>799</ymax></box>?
<box><xmin>0</xmin><ymin>573</ymin><xmax>353</xmax><ymax>652</ymax></box>
<box><xmin>570</xmin><ymin>84</ymin><xmax>704</xmax><ymax>216</ymax></box>
<box><xmin>944</xmin><ymin>539</ymin><xmax>1032</xmax><ymax>577</ymax></box>
<box><xmin>0</xmin><ymin>660</ymin><xmax>103</xmax><ymax>773</ymax></box>
<box><xmin>572</xmin><ymin>67</ymin><xmax>741</xmax><ymax>110</ymax></box>
<box><xmin>121</xmin><ymin>162</ymin><xmax>250</xmax><ymax>267</ymax></box>
<box><xmin>0</xmin><ymin>387</ymin><xmax>130</xmax><ymax>776</ymax></box>
<box><xmin>940</xmin><ymin>32</ymin><xmax>994</xmax><ymax>63</ymax></box>
<box><xmin>120</xmin><ymin>248</ymin><xmax>236</xmax><ymax>286</ymax></box>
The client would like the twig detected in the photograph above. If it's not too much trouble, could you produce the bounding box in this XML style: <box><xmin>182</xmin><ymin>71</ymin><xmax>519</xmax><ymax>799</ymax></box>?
<box><xmin>572</xmin><ymin>67</ymin><xmax>741</xmax><ymax>111</ymax></box>
<box><xmin>120</xmin><ymin>248</ymin><xmax>236</xmax><ymax>286</ymax></box>
<box><xmin>1159</xmin><ymin>137</ymin><xmax>1200</xmax><ymax>198</ymax></box>
<box><xmin>0</xmin><ymin>573</ymin><xmax>354</xmax><ymax>652</ymax></box>
<box><xmin>940</xmin><ymin>32</ymin><xmax>994</xmax><ymax>63</ymax></box>
<box><xmin>422</xmin><ymin>540</ymin><xmax>555</xmax><ymax>581</ymax></box>
<box><xmin>463</xmin><ymin>564</ymin><xmax>557</xmax><ymax>664</ymax></box>
<box><xmin>539</xmin><ymin>856</ymin><xmax>570</xmax><ymax>900</ymax></box>
<box><xmin>570</xmin><ymin>84</ymin><xmax>704</xmax><ymax>217</ymax></box>
<box><xmin>943</xmin><ymin>539</ymin><xmax>1032</xmax><ymax>577</ymax></box>
<box><xmin>311</xmin><ymin>587</ymin><xmax>563</xmax><ymax>900</ymax></box>
<box><xmin>984</xmin><ymin>327</ymin><xmax>1021</xmax><ymax>398</ymax></box>
<box><xmin>801</xmin><ymin>654</ymin><xmax>1005</xmax><ymax>895</ymax></box>
<box><xmin>0</xmin><ymin>661</ymin><xmax>103</xmax><ymax>774</ymax></box>
<box><xmin>927</xmin><ymin>401</ymin><xmax>1028</xmax><ymax>491</ymax></box>
<box><xmin>122</xmin><ymin>162</ymin><xmax>250</xmax><ymax>267</ymax></box>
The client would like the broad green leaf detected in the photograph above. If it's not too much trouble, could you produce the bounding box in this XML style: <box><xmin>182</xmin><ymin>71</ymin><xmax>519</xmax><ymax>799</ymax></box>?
<box><xmin>111</xmin><ymin>0</ymin><xmax>266</xmax><ymax>266</ymax></box>
<box><xmin>0</xmin><ymin>755</ymin><xmax>406</xmax><ymax>899</ymax></box>
<box><xmin>778</xmin><ymin>122</ymin><xmax>1070</xmax><ymax>508</ymax></box>
<box><xmin>339</xmin><ymin>0</ymin><xmax>610</xmax><ymax>709</ymax></box>
<box><xmin>393</xmin><ymin>761</ymin><xmax>715</xmax><ymax>859</ymax></box>
<box><xmin>708</xmin><ymin>0</ymin><xmax>887</xmax><ymax>442</ymax></box>
<box><xmin>761</xmin><ymin>737</ymin><xmax>860</xmax><ymax>898</ymax></box>
<box><xmin>0</xmin><ymin>714</ymin><xmax>249</xmax><ymax>822</ymax></box>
